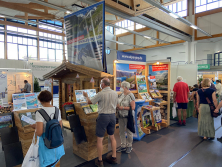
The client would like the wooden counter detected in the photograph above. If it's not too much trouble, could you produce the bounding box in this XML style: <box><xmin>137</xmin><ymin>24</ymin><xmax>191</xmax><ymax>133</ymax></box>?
<box><xmin>72</xmin><ymin>102</ymin><xmax>108</xmax><ymax>161</ymax></box>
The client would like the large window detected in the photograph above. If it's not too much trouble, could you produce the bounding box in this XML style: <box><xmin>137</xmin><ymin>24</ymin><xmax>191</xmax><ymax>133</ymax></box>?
<box><xmin>166</xmin><ymin>0</ymin><xmax>187</xmax><ymax>17</ymax></box>
<box><xmin>195</xmin><ymin>0</ymin><xmax>222</xmax><ymax>13</ymax></box>
<box><xmin>115</xmin><ymin>20</ymin><xmax>135</xmax><ymax>35</ymax></box>
<box><xmin>105</xmin><ymin>26</ymin><xmax>114</xmax><ymax>34</ymax></box>
<box><xmin>39</xmin><ymin>20</ymin><xmax>63</xmax><ymax>33</ymax></box>
<box><xmin>39</xmin><ymin>37</ymin><xmax>63</xmax><ymax>62</ymax></box>
<box><xmin>0</xmin><ymin>33</ymin><xmax>4</xmax><ymax>59</ymax></box>
<box><xmin>7</xmin><ymin>26</ymin><xmax>37</xmax><ymax>60</ymax></box>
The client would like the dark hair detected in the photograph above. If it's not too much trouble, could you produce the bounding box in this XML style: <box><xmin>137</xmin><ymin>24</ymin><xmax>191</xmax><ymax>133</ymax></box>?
<box><xmin>102</xmin><ymin>79</ymin><xmax>110</xmax><ymax>86</ymax></box>
<box><xmin>24</xmin><ymin>80</ymin><xmax>28</xmax><ymax>83</ymax></box>
<box><xmin>199</xmin><ymin>84</ymin><xmax>202</xmax><ymax>89</ymax></box>
<box><xmin>38</xmin><ymin>90</ymin><xmax>52</xmax><ymax>102</ymax></box>
<box><xmin>193</xmin><ymin>84</ymin><xmax>198</xmax><ymax>88</ymax></box>
<box><xmin>216</xmin><ymin>80</ymin><xmax>220</xmax><ymax>83</ymax></box>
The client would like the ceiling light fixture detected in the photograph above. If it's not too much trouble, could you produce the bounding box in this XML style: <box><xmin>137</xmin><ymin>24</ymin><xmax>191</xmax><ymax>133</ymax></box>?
<box><xmin>0</xmin><ymin>15</ymin><xmax>5</xmax><ymax>18</ymax></box>
<box><xmin>144</xmin><ymin>36</ymin><xmax>151</xmax><ymax>39</ymax></box>
<box><xmin>118</xmin><ymin>42</ymin><xmax>124</xmax><ymax>45</ymax></box>
<box><xmin>169</xmin><ymin>13</ymin><xmax>178</xmax><ymax>19</ymax></box>
<box><xmin>66</xmin><ymin>11</ymin><xmax>71</xmax><ymax>14</ymax></box>
<box><xmin>190</xmin><ymin>25</ymin><xmax>198</xmax><ymax>29</ymax></box>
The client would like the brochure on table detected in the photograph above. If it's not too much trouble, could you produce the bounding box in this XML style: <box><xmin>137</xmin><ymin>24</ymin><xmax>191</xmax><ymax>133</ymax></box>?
<box><xmin>75</xmin><ymin>89</ymin><xmax>97</xmax><ymax>103</ymax></box>
<box><xmin>0</xmin><ymin>114</ymin><xmax>13</xmax><ymax>129</ymax></box>
<box><xmin>12</xmin><ymin>93</ymin><xmax>41</xmax><ymax>111</ymax></box>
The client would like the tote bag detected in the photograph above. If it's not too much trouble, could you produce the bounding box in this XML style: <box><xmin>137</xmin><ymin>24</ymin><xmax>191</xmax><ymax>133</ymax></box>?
<box><xmin>39</xmin><ymin>133</ymin><xmax>65</xmax><ymax>167</ymax></box>
<box><xmin>22</xmin><ymin>134</ymin><xmax>39</xmax><ymax>167</ymax></box>
<box><xmin>172</xmin><ymin>103</ymin><xmax>177</xmax><ymax>118</ymax></box>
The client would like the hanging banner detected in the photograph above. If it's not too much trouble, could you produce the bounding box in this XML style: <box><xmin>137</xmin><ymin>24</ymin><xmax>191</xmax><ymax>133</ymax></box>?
<box><xmin>64</xmin><ymin>1</ymin><xmax>105</xmax><ymax>71</ymax></box>
<box><xmin>116</xmin><ymin>63</ymin><xmax>145</xmax><ymax>91</ymax></box>
<box><xmin>117</xmin><ymin>51</ymin><xmax>146</xmax><ymax>62</ymax></box>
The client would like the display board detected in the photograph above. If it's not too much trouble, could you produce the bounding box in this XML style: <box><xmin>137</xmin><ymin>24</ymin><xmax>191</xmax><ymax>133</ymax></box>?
<box><xmin>0</xmin><ymin>73</ymin><xmax>7</xmax><ymax>93</ymax></box>
<box><xmin>115</xmin><ymin>63</ymin><xmax>145</xmax><ymax>91</ymax></box>
<box><xmin>0</xmin><ymin>113</ymin><xmax>13</xmax><ymax>129</ymax></box>
<box><xmin>64</xmin><ymin>1</ymin><xmax>106</xmax><ymax>71</ymax></box>
<box><xmin>75</xmin><ymin>89</ymin><xmax>97</xmax><ymax>103</ymax></box>
<box><xmin>12</xmin><ymin>93</ymin><xmax>40</xmax><ymax>111</ymax></box>
<box><xmin>148</xmin><ymin>64</ymin><xmax>168</xmax><ymax>91</ymax></box>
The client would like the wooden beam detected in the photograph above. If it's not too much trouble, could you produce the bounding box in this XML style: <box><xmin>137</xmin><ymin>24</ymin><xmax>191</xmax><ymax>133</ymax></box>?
<box><xmin>156</xmin><ymin>31</ymin><xmax>159</xmax><ymax>44</ymax></box>
<box><xmin>116</xmin><ymin>37</ymin><xmax>118</xmax><ymax>50</ymax></box>
<box><xmin>116</xmin><ymin>27</ymin><xmax>151</xmax><ymax>37</ymax></box>
<box><xmin>5</xmin><ymin>2</ymin><xmax>64</xmax><ymax>10</ymax></box>
<box><xmin>195</xmin><ymin>33</ymin><xmax>222</xmax><ymax>41</ymax></box>
<box><xmin>123</xmin><ymin>40</ymin><xmax>185</xmax><ymax>52</ymax></box>
<box><xmin>0</xmin><ymin>20</ymin><xmax>65</xmax><ymax>37</ymax></box>
<box><xmin>195</xmin><ymin>7</ymin><xmax>222</xmax><ymax>18</ymax></box>
<box><xmin>0</xmin><ymin>0</ymin><xmax>56</xmax><ymax>19</ymax></box>
<box><xmin>133</xmin><ymin>22</ymin><xmax>136</xmax><ymax>48</ymax></box>
<box><xmin>25</xmin><ymin>13</ymin><xmax>28</xmax><ymax>26</ymax></box>
<box><xmin>105</xmin><ymin>0</ymin><xmax>135</xmax><ymax>16</ymax></box>
<box><xmin>44</xmin><ymin>0</ymin><xmax>48</xmax><ymax>14</ymax></box>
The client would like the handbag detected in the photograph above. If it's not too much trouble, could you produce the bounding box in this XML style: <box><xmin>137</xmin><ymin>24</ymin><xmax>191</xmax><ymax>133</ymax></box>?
<box><xmin>172</xmin><ymin>103</ymin><xmax>177</xmax><ymax>118</ymax></box>
<box><xmin>39</xmin><ymin>133</ymin><xmax>65</xmax><ymax>167</ymax></box>
<box><xmin>127</xmin><ymin>106</ymin><xmax>135</xmax><ymax>133</ymax></box>
<box><xmin>22</xmin><ymin>133</ymin><xmax>39</xmax><ymax>167</ymax></box>
<box><xmin>202</xmin><ymin>89</ymin><xmax>221</xmax><ymax>118</ymax></box>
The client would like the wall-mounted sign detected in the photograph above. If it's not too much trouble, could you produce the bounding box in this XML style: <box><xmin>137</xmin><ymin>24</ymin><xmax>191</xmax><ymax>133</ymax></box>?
<box><xmin>198</xmin><ymin>64</ymin><xmax>210</xmax><ymax>70</ymax></box>
<box><xmin>117</xmin><ymin>51</ymin><xmax>146</xmax><ymax>62</ymax></box>
<box><xmin>152</xmin><ymin>64</ymin><xmax>168</xmax><ymax>71</ymax></box>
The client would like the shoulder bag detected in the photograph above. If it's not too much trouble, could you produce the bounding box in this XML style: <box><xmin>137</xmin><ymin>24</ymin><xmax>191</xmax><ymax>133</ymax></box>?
<box><xmin>202</xmin><ymin>89</ymin><xmax>221</xmax><ymax>118</ymax></box>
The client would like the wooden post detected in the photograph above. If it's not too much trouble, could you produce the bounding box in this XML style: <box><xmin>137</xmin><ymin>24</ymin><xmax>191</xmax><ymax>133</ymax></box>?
<box><xmin>51</xmin><ymin>78</ymin><xmax>53</xmax><ymax>106</ymax></box>
<box><xmin>167</xmin><ymin>62</ymin><xmax>171</xmax><ymax>126</ymax></box>
<box><xmin>73</xmin><ymin>82</ymin><xmax>76</xmax><ymax>102</ymax></box>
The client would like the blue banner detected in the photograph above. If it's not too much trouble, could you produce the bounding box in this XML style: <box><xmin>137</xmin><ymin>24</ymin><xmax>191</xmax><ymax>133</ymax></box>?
<box><xmin>117</xmin><ymin>51</ymin><xmax>146</xmax><ymax>62</ymax></box>
<box><xmin>64</xmin><ymin>1</ymin><xmax>105</xmax><ymax>71</ymax></box>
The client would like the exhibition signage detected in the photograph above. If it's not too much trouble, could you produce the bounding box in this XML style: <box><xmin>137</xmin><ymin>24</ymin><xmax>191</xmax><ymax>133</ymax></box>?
<box><xmin>12</xmin><ymin>93</ymin><xmax>41</xmax><ymax>111</ymax></box>
<box><xmin>198</xmin><ymin>64</ymin><xmax>210</xmax><ymax>70</ymax></box>
<box><xmin>117</xmin><ymin>51</ymin><xmax>146</xmax><ymax>62</ymax></box>
<box><xmin>64</xmin><ymin>1</ymin><xmax>105</xmax><ymax>72</ymax></box>
<box><xmin>152</xmin><ymin>64</ymin><xmax>168</xmax><ymax>71</ymax></box>
<box><xmin>0</xmin><ymin>73</ymin><xmax>7</xmax><ymax>93</ymax></box>
<box><xmin>116</xmin><ymin>63</ymin><xmax>145</xmax><ymax>91</ymax></box>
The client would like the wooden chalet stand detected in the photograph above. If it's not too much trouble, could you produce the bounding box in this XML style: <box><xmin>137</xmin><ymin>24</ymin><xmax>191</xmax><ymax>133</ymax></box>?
<box><xmin>43</xmin><ymin>61</ymin><xmax>114</xmax><ymax>161</ymax></box>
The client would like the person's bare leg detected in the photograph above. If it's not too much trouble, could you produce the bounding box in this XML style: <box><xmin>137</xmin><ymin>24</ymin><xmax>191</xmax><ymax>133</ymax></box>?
<box><xmin>178</xmin><ymin>109</ymin><xmax>182</xmax><ymax>121</ymax></box>
<box><xmin>183</xmin><ymin>109</ymin><xmax>187</xmax><ymax>120</ymax></box>
<box><xmin>97</xmin><ymin>137</ymin><xmax>104</xmax><ymax>161</ymax></box>
<box><xmin>109</xmin><ymin>135</ymin><xmax>116</xmax><ymax>158</ymax></box>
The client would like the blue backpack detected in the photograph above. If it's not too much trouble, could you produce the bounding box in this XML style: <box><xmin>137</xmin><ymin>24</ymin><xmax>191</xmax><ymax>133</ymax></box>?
<box><xmin>36</xmin><ymin>107</ymin><xmax>64</xmax><ymax>149</ymax></box>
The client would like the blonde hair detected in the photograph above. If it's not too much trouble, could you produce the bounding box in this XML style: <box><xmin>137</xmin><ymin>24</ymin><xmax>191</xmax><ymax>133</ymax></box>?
<box><xmin>121</xmin><ymin>81</ymin><xmax>130</xmax><ymax>90</ymax></box>
<box><xmin>202</xmin><ymin>78</ymin><xmax>210</xmax><ymax>87</ymax></box>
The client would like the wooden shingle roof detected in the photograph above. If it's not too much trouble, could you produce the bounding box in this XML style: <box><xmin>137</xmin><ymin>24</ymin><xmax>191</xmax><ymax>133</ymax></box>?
<box><xmin>43</xmin><ymin>62</ymin><xmax>113</xmax><ymax>79</ymax></box>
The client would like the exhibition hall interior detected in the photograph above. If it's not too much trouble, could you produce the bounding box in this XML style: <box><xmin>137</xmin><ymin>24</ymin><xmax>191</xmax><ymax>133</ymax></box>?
<box><xmin>0</xmin><ymin>0</ymin><xmax>222</xmax><ymax>167</ymax></box>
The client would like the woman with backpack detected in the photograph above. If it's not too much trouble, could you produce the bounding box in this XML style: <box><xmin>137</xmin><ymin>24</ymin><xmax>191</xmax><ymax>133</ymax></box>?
<box><xmin>31</xmin><ymin>90</ymin><xmax>65</xmax><ymax>167</ymax></box>
<box><xmin>116</xmin><ymin>81</ymin><xmax>135</xmax><ymax>154</ymax></box>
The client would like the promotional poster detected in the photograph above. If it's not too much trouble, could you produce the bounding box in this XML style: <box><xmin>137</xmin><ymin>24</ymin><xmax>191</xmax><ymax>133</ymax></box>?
<box><xmin>25</xmin><ymin>93</ymin><xmax>38</xmax><ymax>109</ymax></box>
<box><xmin>116</xmin><ymin>63</ymin><xmax>145</xmax><ymax>91</ymax></box>
<box><xmin>148</xmin><ymin>64</ymin><xmax>168</xmax><ymax>91</ymax></box>
<box><xmin>136</xmin><ymin>75</ymin><xmax>147</xmax><ymax>93</ymax></box>
<box><xmin>64</xmin><ymin>1</ymin><xmax>105</xmax><ymax>71</ymax></box>
<box><xmin>0</xmin><ymin>115</ymin><xmax>13</xmax><ymax>129</ymax></box>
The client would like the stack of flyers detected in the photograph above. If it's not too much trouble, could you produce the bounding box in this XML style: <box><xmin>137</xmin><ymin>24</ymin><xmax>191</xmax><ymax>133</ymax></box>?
<box><xmin>153</xmin><ymin>110</ymin><xmax>162</xmax><ymax>123</ymax></box>
<box><xmin>81</xmin><ymin>103</ymin><xmax>93</xmax><ymax>114</ymax></box>
<box><xmin>90</xmin><ymin>104</ymin><xmax>98</xmax><ymax>112</ymax></box>
<box><xmin>155</xmin><ymin>90</ymin><xmax>161</xmax><ymax>97</ymax></box>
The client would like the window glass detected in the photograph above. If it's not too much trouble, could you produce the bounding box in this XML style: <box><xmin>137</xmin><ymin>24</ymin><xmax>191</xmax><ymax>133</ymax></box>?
<box><xmin>40</xmin><ymin>47</ymin><xmax>48</xmax><ymax>61</ymax></box>
<box><xmin>39</xmin><ymin>41</ymin><xmax>43</xmax><ymax>47</ymax></box>
<box><xmin>33</xmin><ymin>39</ymin><xmax>37</xmax><ymax>46</ymax></box>
<box><xmin>56</xmin><ymin>50</ymin><xmax>63</xmax><ymax>62</ymax></box>
<box><xmin>28</xmin><ymin>46</ymin><xmax>37</xmax><ymax>60</ymax></box>
<box><xmin>0</xmin><ymin>34</ymin><xmax>4</xmax><ymax>42</ymax></box>
<box><xmin>195</xmin><ymin>0</ymin><xmax>220</xmax><ymax>13</ymax></box>
<box><xmin>23</xmin><ymin>38</ymin><xmax>27</xmax><ymax>45</ymax></box>
<box><xmin>28</xmin><ymin>38</ymin><xmax>32</xmax><ymax>45</ymax></box>
<box><xmin>48</xmin><ymin>49</ymin><xmax>55</xmax><ymax>61</ymax></box>
<box><xmin>13</xmin><ymin>36</ymin><xmax>17</xmax><ymax>43</ymax></box>
<box><xmin>18</xmin><ymin>45</ymin><xmax>27</xmax><ymax>60</ymax></box>
<box><xmin>0</xmin><ymin>42</ymin><xmax>4</xmax><ymax>59</ymax></box>
<box><xmin>7</xmin><ymin>36</ymin><xmax>12</xmax><ymax>43</ymax></box>
<box><xmin>8</xmin><ymin>43</ymin><xmax>18</xmax><ymax>59</ymax></box>
<box><xmin>18</xmin><ymin>28</ymin><xmax>27</xmax><ymax>33</ymax></box>
<box><xmin>18</xmin><ymin>37</ymin><xmax>23</xmax><ymax>44</ymax></box>
<box><xmin>7</xmin><ymin>26</ymin><xmax>17</xmax><ymax>31</ymax></box>
<box><xmin>52</xmin><ymin>42</ymin><xmax>55</xmax><ymax>48</ymax></box>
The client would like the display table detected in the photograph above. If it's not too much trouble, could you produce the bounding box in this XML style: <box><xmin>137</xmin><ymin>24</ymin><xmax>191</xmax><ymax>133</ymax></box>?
<box><xmin>170</xmin><ymin>101</ymin><xmax>194</xmax><ymax>121</ymax></box>
<box><xmin>72</xmin><ymin>102</ymin><xmax>108</xmax><ymax>161</ymax></box>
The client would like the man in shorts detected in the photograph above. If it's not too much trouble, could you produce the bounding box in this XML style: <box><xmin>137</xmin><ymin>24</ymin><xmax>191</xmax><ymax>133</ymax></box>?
<box><xmin>83</xmin><ymin>78</ymin><xmax>118</xmax><ymax>167</ymax></box>
<box><xmin>173</xmin><ymin>76</ymin><xmax>189</xmax><ymax>126</ymax></box>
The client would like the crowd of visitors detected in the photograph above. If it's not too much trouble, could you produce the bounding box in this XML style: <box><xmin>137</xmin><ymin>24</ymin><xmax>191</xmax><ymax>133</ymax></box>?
<box><xmin>173</xmin><ymin>77</ymin><xmax>222</xmax><ymax>142</ymax></box>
